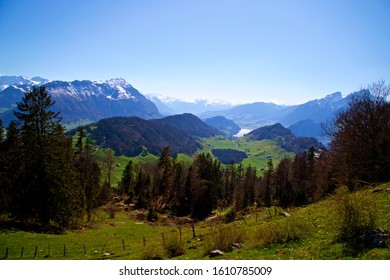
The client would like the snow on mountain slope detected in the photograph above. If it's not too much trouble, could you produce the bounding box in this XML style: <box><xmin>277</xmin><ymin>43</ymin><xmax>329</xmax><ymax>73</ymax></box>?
<box><xmin>0</xmin><ymin>77</ymin><xmax>160</xmax><ymax>125</ymax></box>
<box><xmin>0</xmin><ymin>75</ymin><xmax>50</xmax><ymax>91</ymax></box>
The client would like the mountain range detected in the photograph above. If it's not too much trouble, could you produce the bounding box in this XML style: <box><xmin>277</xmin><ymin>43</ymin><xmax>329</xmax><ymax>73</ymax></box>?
<box><xmin>0</xmin><ymin>76</ymin><xmax>160</xmax><ymax>125</ymax></box>
<box><xmin>146</xmin><ymin>94</ymin><xmax>234</xmax><ymax>115</ymax></box>
<box><xmin>0</xmin><ymin>75</ymin><xmax>365</xmax><ymax>144</ymax></box>
<box><xmin>199</xmin><ymin>90</ymin><xmax>368</xmax><ymax>142</ymax></box>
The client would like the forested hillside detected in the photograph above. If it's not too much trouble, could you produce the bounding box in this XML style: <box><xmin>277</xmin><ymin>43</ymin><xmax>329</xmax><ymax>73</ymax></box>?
<box><xmin>248</xmin><ymin>123</ymin><xmax>326</xmax><ymax>154</ymax></box>
<box><xmin>0</xmin><ymin>82</ymin><xmax>389</xmax><ymax>235</ymax></box>
<box><xmin>82</xmin><ymin>116</ymin><xmax>202</xmax><ymax>157</ymax></box>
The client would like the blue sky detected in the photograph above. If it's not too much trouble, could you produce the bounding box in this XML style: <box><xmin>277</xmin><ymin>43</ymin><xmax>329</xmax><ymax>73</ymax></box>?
<box><xmin>1</xmin><ymin>0</ymin><xmax>389</xmax><ymax>104</ymax></box>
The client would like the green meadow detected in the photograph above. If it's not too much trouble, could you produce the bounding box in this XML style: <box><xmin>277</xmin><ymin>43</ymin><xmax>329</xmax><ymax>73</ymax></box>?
<box><xmin>200</xmin><ymin>136</ymin><xmax>295</xmax><ymax>173</ymax></box>
<box><xmin>1</xmin><ymin>182</ymin><xmax>389</xmax><ymax>260</ymax></box>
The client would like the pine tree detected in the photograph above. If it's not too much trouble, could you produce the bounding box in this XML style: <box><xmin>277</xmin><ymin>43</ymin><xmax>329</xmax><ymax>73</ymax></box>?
<box><xmin>120</xmin><ymin>160</ymin><xmax>134</xmax><ymax>196</ymax></box>
<box><xmin>264</xmin><ymin>158</ymin><xmax>274</xmax><ymax>207</ymax></box>
<box><xmin>12</xmin><ymin>86</ymin><xmax>83</xmax><ymax>227</ymax></box>
<box><xmin>158</xmin><ymin>147</ymin><xmax>173</xmax><ymax>201</ymax></box>
<box><xmin>74</xmin><ymin>130</ymin><xmax>102</xmax><ymax>222</ymax></box>
<box><xmin>274</xmin><ymin>157</ymin><xmax>293</xmax><ymax>207</ymax></box>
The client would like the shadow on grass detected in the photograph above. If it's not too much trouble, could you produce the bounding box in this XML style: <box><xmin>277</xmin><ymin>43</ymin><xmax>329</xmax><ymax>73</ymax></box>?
<box><xmin>0</xmin><ymin>221</ymin><xmax>64</xmax><ymax>235</ymax></box>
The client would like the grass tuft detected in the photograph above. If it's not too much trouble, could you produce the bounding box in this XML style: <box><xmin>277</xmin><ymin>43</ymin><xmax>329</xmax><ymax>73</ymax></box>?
<box><xmin>203</xmin><ymin>224</ymin><xmax>246</xmax><ymax>256</ymax></box>
<box><xmin>253</xmin><ymin>216</ymin><xmax>313</xmax><ymax>247</ymax></box>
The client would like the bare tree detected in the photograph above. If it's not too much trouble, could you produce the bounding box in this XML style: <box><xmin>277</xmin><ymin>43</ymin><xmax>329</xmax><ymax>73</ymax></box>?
<box><xmin>324</xmin><ymin>80</ymin><xmax>390</xmax><ymax>187</ymax></box>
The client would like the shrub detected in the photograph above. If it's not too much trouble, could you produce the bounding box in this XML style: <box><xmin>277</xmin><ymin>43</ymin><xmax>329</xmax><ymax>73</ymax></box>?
<box><xmin>147</xmin><ymin>206</ymin><xmax>158</xmax><ymax>222</ymax></box>
<box><xmin>163</xmin><ymin>233</ymin><xmax>186</xmax><ymax>258</ymax></box>
<box><xmin>254</xmin><ymin>216</ymin><xmax>312</xmax><ymax>247</ymax></box>
<box><xmin>141</xmin><ymin>244</ymin><xmax>164</xmax><ymax>260</ymax></box>
<box><xmin>203</xmin><ymin>224</ymin><xmax>246</xmax><ymax>255</ymax></box>
<box><xmin>225</xmin><ymin>207</ymin><xmax>236</xmax><ymax>223</ymax></box>
<box><xmin>332</xmin><ymin>186</ymin><xmax>378</xmax><ymax>244</ymax></box>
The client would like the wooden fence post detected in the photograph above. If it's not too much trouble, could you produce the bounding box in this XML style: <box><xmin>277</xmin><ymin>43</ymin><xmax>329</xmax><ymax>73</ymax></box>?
<box><xmin>5</xmin><ymin>247</ymin><xmax>8</xmax><ymax>259</ymax></box>
<box><xmin>122</xmin><ymin>239</ymin><xmax>126</xmax><ymax>251</ymax></box>
<box><xmin>178</xmin><ymin>227</ymin><xmax>182</xmax><ymax>242</ymax></box>
<box><xmin>191</xmin><ymin>224</ymin><xmax>196</xmax><ymax>239</ymax></box>
<box><xmin>143</xmin><ymin>237</ymin><xmax>146</xmax><ymax>247</ymax></box>
<box><xmin>20</xmin><ymin>247</ymin><xmax>24</xmax><ymax>258</ymax></box>
<box><xmin>63</xmin><ymin>245</ymin><xmax>66</xmax><ymax>257</ymax></box>
<box><xmin>161</xmin><ymin>233</ymin><xmax>165</xmax><ymax>245</ymax></box>
<box><xmin>33</xmin><ymin>246</ymin><xmax>38</xmax><ymax>258</ymax></box>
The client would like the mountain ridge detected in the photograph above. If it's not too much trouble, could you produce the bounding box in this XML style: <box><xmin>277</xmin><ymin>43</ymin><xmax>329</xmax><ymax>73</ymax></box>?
<box><xmin>0</xmin><ymin>76</ymin><xmax>160</xmax><ymax>125</ymax></box>
<box><xmin>160</xmin><ymin>113</ymin><xmax>221</xmax><ymax>138</ymax></box>
<box><xmin>81</xmin><ymin>116</ymin><xmax>206</xmax><ymax>157</ymax></box>
<box><xmin>1</xmin><ymin>75</ymin><xmax>369</xmax><ymax>144</ymax></box>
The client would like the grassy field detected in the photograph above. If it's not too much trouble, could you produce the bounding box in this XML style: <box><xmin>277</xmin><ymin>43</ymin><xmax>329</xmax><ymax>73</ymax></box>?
<box><xmin>200</xmin><ymin>136</ymin><xmax>295</xmax><ymax>173</ymax></box>
<box><xmin>1</xmin><ymin>182</ymin><xmax>389</xmax><ymax>260</ymax></box>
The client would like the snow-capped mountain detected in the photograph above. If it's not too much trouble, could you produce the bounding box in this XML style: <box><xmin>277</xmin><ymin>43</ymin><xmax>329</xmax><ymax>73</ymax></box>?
<box><xmin>0</xmin><ymin>77</ymin><xmax>160</xmax><ymax>125</ymax></box>
<box><xmin>0</xmin><ymin>75</ymin><xmax>50</xmax><ymax>91</ymax></box>
<box><xmin>146</xmin><ymin>94</ymin><xmax>234</xmax><ymax>115</ymax></box>
<box><xmin>0</xmin><ymin>75</ymin><xmax>370</xmax><ymax>144</ymax></box>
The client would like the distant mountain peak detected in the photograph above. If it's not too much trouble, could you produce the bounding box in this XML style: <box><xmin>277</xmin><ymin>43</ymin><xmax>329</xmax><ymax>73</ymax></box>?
<box><xmin>161</xmin><ymin>113</ymin><xmax>222</xmax><ymax>138</ymax></box>
<box><xmin>346</xmin><ymin>89</ymin><xmax>370</xmax><ymax>100</ymax></box>
<box><xmin>31</xmin><ymin>76</ymin><xmax>51</xmax><ymax>84</ymax></box>
<box><xmin>146</xmin><ymin>94</ymin><xmax>234</xmax><ymax>115</ymax></box>
<box><xmin>107</xmin><ymin>78</ymin><xmax>132</xmax><ymax>88</ymax></box>
<box><xmin>309</xmin><ymin>92</ymin><xmax>343</xmax><ymax>107</ymax></box>
<box><xmin>323</xmin><ymin>91</ymin><xmax>342</xmax><ymax>102</ymax></box>
<box><xmin>0</xmin><ymin>75</ymin><xmax>50</xmax><ymax>90</ymax></box>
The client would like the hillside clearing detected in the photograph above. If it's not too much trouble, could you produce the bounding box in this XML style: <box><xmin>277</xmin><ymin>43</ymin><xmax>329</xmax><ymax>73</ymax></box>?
<box><xmin>1</xmin><ymin>182</ymin><xmax>389</xmax><ymax>260</ymax></box>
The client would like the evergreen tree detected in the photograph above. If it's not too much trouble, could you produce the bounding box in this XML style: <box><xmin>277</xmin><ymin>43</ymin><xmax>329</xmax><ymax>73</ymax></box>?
<box><xmin>170</xmin><ymin>160</ymin><xmax>190</xmax><ymax>216</ymax></box>
<box><xmin>158</xmin><ymin>147</ymin><xmax>173</xmax><ymax>202</ymax></box>
<box><xmin>12</xmin><ymin>86</ymin><xmax>83</xmax><ymax>227</ymax></box>
<box><xmin>274</xmin><ymin>157</ymin><xmax>294</xmax><ymax>207</ymax></box>
<box><xmin>74</xmin><ymin>130</ymin><xmax>102</xmax><ymax>222</ymax></box>
<box><xmin>120</xmin><ymin>160</ymin><xmax>134</xmax><ymax>196</ymax></box>
<box><xmin>190</xmin><ymin>153</ymin><xmax>220</xmax><ymax>220</ymax></box>
<box><xmin>75</xmin><ymin>126</ymin><xmax>85</xmax><ymax>154</ymax></box>
<box><xmin>0</xmin><ymin>119</ymin><xmax>7</xmax><ymax>213</ymax></box>
<box><xmin>264</xmin><ymin>158</ymin><xmax>274</xmax><ymax>207</ymax></box>
<box><xmin>292</xmin><ymin>153</ymin><xmax>309</xmax><ymax>205</ymax></box>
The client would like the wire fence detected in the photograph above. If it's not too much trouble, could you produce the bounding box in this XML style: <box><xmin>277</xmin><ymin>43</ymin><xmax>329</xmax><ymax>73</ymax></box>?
<box><xmin>0</xmin><ymin>223</ymin><xmax>201</xmax><ymax>260</ymax></box>
<box><xmin>0</xmin><ymin>210</ymin><xmax>273</xmax><ymax>260</ymax></box>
